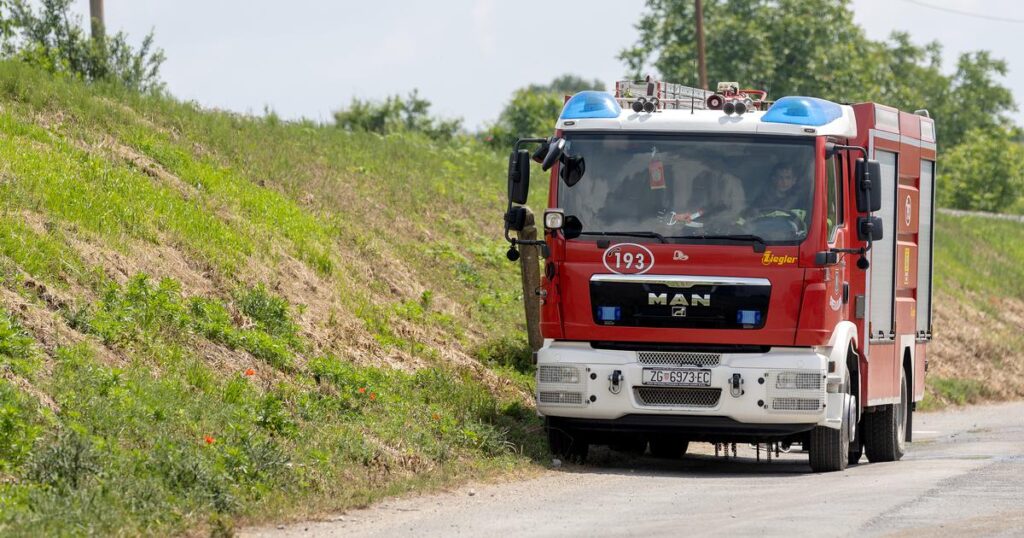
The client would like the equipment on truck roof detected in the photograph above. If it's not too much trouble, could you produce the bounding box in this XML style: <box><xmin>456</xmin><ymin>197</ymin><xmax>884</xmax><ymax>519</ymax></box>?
<box><xmin>613</xmin><ymin>76</ymin><xmax>769</xmax><ymax>115</ymax></box>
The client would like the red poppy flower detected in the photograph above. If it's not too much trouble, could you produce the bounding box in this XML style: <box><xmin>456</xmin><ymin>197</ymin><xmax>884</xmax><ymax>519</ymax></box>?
<box><xmin>245</xmin><ymin>368</ymin><xmax>255</xmax><ymax>376</ymax></box>
<box><xmin>204</xmin><ymin>435</ymin><xmax>215</xmax><ymax>445</ymax></box>
<box><xmin>369</xmin><ymin>392</ymin><xmax>377</xmax><ymax>401</ymax></box>
<box><xmin>357</xmin><ymin>387</ymin><xmax>366</xmax><ymax>394</ymax></box>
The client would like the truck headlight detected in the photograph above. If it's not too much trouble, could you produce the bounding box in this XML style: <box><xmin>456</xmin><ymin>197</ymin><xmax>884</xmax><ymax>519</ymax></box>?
<box><xmin>775</xmin><ymin>371</ymin><xmax>822</xmax><ymax>390</ymax></box>
<box><xmin>539</xmin><ymin>365</ymin><xmax>581</xmax><ymax>384</ymax></box>
<box><xmin>544</xmin><ymin>209</ymin><xmax>564</xmax><ymax>230</ymax></box>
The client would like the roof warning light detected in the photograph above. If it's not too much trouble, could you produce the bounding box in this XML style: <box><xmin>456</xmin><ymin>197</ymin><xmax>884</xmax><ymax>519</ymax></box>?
<box><xmin>762</xmin><ymin>96</ymin><xmax>843</xmax><ymax>127</ymax></box>
<box><xmin>560</xmin><ymin>91</ymin><xmax>622</xmax><ymax>120</ymax></box>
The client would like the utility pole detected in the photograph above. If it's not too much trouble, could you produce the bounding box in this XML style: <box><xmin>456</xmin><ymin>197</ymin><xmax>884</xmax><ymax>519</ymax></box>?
<box><xmin>89</xmin><ymin>0</ymin><xmax>105</xmax><ymax>41</ymax></box>
<box><xmin>695</xmin><ymin>0</ymin><xmax>708</xmax><ymax>90</ymax></box>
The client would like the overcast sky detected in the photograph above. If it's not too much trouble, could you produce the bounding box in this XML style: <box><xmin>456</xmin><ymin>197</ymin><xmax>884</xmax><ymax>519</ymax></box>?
<box><xmin>70</xmin><ymin>0</ymin><xmax>1024</xmax><ymax>130</ymax></box>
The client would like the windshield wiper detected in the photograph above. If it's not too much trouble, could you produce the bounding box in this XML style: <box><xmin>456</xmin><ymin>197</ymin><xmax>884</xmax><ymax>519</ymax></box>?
<box><xmin>670</xmin><ymin>234</ymin><xmax>768</xmax><ymax>251</ymax></box>
<box><xmin>579</xmin><ymin>231</ymin><xmax>668</xmax><ymax>244</ymax></box>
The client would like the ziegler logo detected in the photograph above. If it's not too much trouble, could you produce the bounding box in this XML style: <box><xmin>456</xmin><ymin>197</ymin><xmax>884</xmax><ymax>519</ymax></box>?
<box><xmin>649</xmin><ymin>293</ymin><xmax>711</xmax><ymax>307</ymax></box>
<box><xmin>761</xmin><ymin>250</ymin><xmax>797</xmax><ymax>266</ymax></box>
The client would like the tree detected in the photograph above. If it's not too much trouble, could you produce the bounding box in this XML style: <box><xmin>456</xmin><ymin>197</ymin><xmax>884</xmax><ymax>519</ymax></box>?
<box><xmin>333</xmin><ymin>90</ymin><xmax>462</xmax><ymax>140</ymax></box>
<box><xmin>620</xmin><ymin>0</ymin><xmax>875</xmax><ymax>101</ymax></box>
<box><xmin>620</xmin><ymin>0</ymin><xmax>1017</xmax><ymax>149</ymax></box>
<box><xmin>0</xmin><ymin>0</ymin><xmax>165</xmax><ymax>92</ymax></box>
<box><xmin>931</xmin><ymin>52</ymin><xmax>1016</xmax><ymax>150</ymax></box>
<box><xmin>525</xmin><ymin>74</ymin><xmax>604</xmax><ymax>95</ymax></box>
<box><xmin>938</xmin><ymin>128</ymin><xmax>1024</xmax><ymax>212</ymax></box>
<box><xmin>487</xmin><ymin>74</ymin><xmax>604</xmax><ymax>149</ymax></box>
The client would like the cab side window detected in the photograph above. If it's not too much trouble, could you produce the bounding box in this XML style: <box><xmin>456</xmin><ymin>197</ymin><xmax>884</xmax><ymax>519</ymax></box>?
<box><xmin>826</xmin><ymin>155</ymin><xmax>841</xmax><ymax>240</ymax></box>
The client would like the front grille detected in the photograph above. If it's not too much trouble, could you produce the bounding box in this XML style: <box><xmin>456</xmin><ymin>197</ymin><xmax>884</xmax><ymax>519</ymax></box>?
<box><xmin>634</xmin><ymin>387</ymin><xmax>721</xmax><ymax>408</ymax></box>
<box><xmin>592</xmin><ymin>341</ymin><xmax>770</xmax><ymax>354</ymax></box>
<box><xmin>638</xmin><ymin>351</ymin><xmax>721</xmax><ymax>367</ymax></box>
<box><xmin>538</xmin><ymin>391</ymin><xmax>584</xmax><ymax>405</ymax></box>
<box><xmin>772</xmin><ymin>397</ymin><xmax>823</xmax><ymax>411</ymax></box>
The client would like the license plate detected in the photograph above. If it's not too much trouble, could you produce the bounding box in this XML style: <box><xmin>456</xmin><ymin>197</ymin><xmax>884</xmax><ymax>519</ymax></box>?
<box><xmin>642</xmin><ymin>368</ymin><xmax>712</xmax><ymax>387</ymax></box>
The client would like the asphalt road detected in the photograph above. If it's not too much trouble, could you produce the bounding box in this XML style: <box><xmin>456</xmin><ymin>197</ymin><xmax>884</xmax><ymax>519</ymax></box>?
<box><xmin>246</xmin><ymin>402</ymin><xmax>1024</xmax><ymax>537</ymax></box>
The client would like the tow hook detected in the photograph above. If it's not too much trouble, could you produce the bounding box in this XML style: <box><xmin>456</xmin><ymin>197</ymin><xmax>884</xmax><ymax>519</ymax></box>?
<box><xmin>729</xmin><ymin>373</ymin><xmax>744</xmax><ymax>398</ymax></box>
<box><xmin>608</xmin><ymin>370</ymin><xmax>623</xmax><ymax>394</ymax></box>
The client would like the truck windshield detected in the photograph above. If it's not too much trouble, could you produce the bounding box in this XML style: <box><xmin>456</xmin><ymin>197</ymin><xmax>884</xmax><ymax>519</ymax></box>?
<box><xmin>558</xmin><ymin>133</ymin><xmax>816</xmax><ymax>244</ymax></box>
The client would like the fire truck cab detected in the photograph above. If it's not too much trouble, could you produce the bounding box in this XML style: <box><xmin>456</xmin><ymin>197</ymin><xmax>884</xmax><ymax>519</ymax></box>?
<box><xmin>502</xmin><ymin>79</ymin><xmax>936</xmax><ymax>472</ymax></box>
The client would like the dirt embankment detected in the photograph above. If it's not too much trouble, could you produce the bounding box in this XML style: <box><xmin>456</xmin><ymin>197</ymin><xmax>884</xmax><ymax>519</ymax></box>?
<box><xmin>927</xmin><ymin>291</ymin><xmax>1024</xmax><ymax>404</ymax></box>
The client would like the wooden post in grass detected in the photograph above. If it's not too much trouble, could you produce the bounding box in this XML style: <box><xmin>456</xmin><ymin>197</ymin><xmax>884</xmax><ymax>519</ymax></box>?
<box><xmin>517</xmin><ymin>209</ymin><xmax>544</xmax><ymax>355</ymax></box>
<box><xmin>90</xmin><ymin>0</ymin><xmax>105</xmax><ymax>41</ymax></box>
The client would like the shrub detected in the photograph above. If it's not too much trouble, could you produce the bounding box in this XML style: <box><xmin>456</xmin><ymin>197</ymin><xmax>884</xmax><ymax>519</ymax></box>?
<box><xmin>1</xmin><ymin>0</ymin><xmax>165</xmax><ymax>92</ymax></box>
<box><xmin>333</xmin><ymin>90</ymin><xmax>462</xmax><ymax>140</ymax></box>
<box><xmin>938</xmin><ymin>128</ymin><xmax>1024</xmax><ymax>212</ymax></box>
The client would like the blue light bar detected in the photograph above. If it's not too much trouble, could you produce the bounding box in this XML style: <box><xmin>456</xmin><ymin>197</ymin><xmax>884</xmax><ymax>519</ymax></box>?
<box><xmin>560</xmin><ymin>91</ymin><xmax>621</xmax><ymax>120</ymax></box>
<box><xmin>761</xmin><ymin>96</ymin><xmax>843</xmax><ymax>127</ymax></box>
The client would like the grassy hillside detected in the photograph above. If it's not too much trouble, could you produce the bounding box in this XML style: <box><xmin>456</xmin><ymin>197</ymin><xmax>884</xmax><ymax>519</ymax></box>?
<box><xmin>926</xmin><ymin>213</ymin><xmax>1024</xmax><ymax>407</ymax></box>
<box><xmin>0</xmin><ymin>63</ymin><xmax>1022</xmax><ymax>533</ymax></box>
<box><xmin>0</xmin><ymin>62</ymin><xmax>544</xmax><ymax>535</ymax></box>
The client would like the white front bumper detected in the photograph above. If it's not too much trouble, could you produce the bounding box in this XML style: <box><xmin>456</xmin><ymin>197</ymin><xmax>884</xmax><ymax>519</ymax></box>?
<box><xmin>536</xmin><ymin>341</ymin><xmax>844</xmax><ymax>429</ymax></box>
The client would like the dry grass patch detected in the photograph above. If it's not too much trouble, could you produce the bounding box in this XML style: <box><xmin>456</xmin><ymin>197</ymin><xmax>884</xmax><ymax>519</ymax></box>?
<box><xmin>927</xmin><ymin>291</ymin><xmax>1024</xmax><ymax>406</ymax></box>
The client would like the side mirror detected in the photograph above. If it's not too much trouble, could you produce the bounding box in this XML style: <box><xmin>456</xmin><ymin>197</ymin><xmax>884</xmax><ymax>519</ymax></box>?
<box><xmin>508</xmin><ymin>150</ymin><xmax>530</xmax><ymax>205</ymax></box>
<box><xmin>560</xmin><ymin>155</ymin><xmax>586</xmax><ymax>187</ymax></box>
<box><xmin>857</xmin><ymin>215</ymin><xmax>883</xmax><ymax>242</ymax></box>
<box><xmin>541</xmin><ymin>138</ymin><xmax>565</xmax><ymax>171</ymax></box>
<box><xmin>855</xmin><ymin>158</ymin><xmax>882</xmax><ymax>213</ymax></box>
<box><xmin>563</xmin><ymin>215</ymin><xmax>583</xmax><ymax>240</ymax></box>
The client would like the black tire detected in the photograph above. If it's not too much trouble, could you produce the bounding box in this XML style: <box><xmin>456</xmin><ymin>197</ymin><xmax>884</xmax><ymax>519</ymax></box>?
<box><xmin>649</xmin><ymin>437</ymin><xmax>689</xmax><ymax>459</ymax></box>
<box><xmin>809</xmin><ymin>371</ymin><xmax>851</xmax><ymax>472</ymax></box>
<box><xmin>848</xmin><ymin>432</ymin><xmax>864</xmax><ymax>466</ymax></box>
<box><xmin>863</xmin><ymin>367</ymin><xmax>908</xmax><ymax>462</ymax></box>
<box><xmin>547</xmin><ymin>422</ymin><xmax>588</xmax><ymax>464</ymax></box>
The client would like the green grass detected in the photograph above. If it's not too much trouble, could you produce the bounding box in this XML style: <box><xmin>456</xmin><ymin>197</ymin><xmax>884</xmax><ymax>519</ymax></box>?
<box><xmin>0</xmin><ymin>61</ymin><xmax>542</xmax><ymax>534</ymax></box>
<box><xmin>934</xmin><ymin>213</ymin><xmax>1024</xmax><ymax>298</ymax></box>
<box><xmin>0</xmin><ymin>274</ymin><xmax>543</xmax><ymax>535</ymax></box>
<box><xmin>918</xmin><ymin>377</ymin><xmax>994</xmax><ymax>411</ymax></box>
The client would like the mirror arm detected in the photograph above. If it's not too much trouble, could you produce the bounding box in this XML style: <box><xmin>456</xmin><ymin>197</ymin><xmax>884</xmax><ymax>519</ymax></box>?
<box><xmin>825</xmin><ymin>144</ymin><xmax>879</xmax><ymax>269</ymax></box>
<box><xmin>830</xmin><ymin>245</ymin><xmax>870</xmax><ymax>255</ymax></box>
<box><xmin>829</xmin><ymin>143</ymin><xmax>873</xmax><ymax>197</ymax></box>
<box><xmin>826</xmin><ymin>142</ymin><xmax>867</xmax><ymax>159</ymax></box>
<box><xmin>514</xmin><ymin>137</ymin><xmax>548</xmax><ymax>152</ymax></box>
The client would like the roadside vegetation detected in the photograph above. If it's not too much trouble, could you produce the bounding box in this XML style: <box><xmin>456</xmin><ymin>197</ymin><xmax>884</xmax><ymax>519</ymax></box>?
<box><xmin>0</xmin><ymin>60</ymin><xmax>544</xmax><ymax>534</ymax></box>
<box><xmin>0</xmin><ymin>0</ymin><xmax>1022</xmax><ymax>534</ymax></box>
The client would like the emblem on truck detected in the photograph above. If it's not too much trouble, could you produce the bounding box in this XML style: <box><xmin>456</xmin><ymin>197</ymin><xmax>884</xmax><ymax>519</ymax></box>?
<box><xmin>648</xmin><ymin>293</ymin><xmax>711</xmax><ymax>307</ymax></box>
<box><xmin>602</xmin><ymin>243</ymin><xmax>655</xmax><ymax>275</ymax></box>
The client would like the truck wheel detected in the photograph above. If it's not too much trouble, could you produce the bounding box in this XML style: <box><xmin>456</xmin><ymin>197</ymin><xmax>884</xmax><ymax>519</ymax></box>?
<box><xmin>848</xmin><ymin>431</ymin><xmax>864</xmax><ymax>466</ymax></box>
<box><xmin>863</xmin><ymin>367</ymin><xmax>908</xmax><ymax>462</ymax></box>
<box><xmin>649</xmin><ymin>437</ymin><xmax>689</xmax><ymax>459</ymax></box>
<box><xmin>547</xmin><ymin>423</ymin><xmax>588</xmax><ymax>464</ymax></box>
<box><xmin>809</xmin><ymin>371</ymin><xmax>851</xmax><ymax>472</ymax></box>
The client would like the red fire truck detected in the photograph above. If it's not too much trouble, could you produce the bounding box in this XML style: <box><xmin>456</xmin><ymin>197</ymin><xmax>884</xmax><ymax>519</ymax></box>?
<box><xmin>502</xmin><ymin>79</ymin><xmax>936</xmax><ymax>472</ymax></box>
